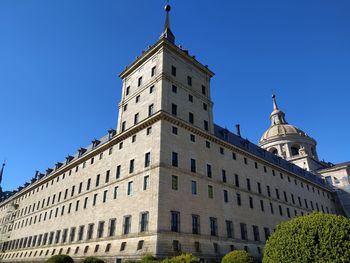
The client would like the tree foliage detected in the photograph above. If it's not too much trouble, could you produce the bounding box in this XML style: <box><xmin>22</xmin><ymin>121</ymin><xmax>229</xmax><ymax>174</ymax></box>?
<box><xmin>80</xmin><ymin>257</ymin><xmax>105</xmax><ymax>263</ymax></box>
<box><xmin>45</xmin><ymin>255</ymin><xmax>74</xmax><ymax>263</ymax></box>
<box><xmin>221</xmin><ymin>250</ymin><xmax>253</xmax><ymax>263</ymax></box>
<box><xmin>263</xmin><ymin>212</ymin><xmax>350</xmax><ymax>263</ymax></box>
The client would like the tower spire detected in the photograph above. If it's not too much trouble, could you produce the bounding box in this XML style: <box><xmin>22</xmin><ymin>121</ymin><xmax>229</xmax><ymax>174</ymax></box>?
<box><xmin>270</xmin><ymin>94</ymin><xmax>287</xmax><ymax>125</ymax></box>
<box><xmin>161</xmin><ymin>2</ymin><xmax>175</xmax><ymax>44</ymax></box>
<box><xmin>0</xmin><ymin>160</ymin><xmax>5</xmax><ymax>186</ymax></box>
<box><xmin>272</xmin><ymin>94</ymin><xmax>279</xmax><ymax>111</ymax></box>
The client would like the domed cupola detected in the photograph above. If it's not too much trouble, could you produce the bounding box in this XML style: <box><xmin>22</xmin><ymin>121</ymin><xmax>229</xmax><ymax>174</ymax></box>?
<box><xmin>259</xmin><ymin>95</ymin><xmax>321</xmax><ymax>171</ymax></box>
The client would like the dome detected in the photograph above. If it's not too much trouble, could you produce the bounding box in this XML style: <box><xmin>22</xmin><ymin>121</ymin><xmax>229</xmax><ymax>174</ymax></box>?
<box><xmin>260</xmin><ymin>124</ymin><xmax>308</xmax><ymax>143</ymax></box>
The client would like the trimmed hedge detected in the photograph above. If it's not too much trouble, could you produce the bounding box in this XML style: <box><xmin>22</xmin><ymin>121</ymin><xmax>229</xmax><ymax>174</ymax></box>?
<box><xmin>263</xmin><ymin>212</ymin><xmax>350</xmax><ymax>263</ymax></box>
<box><xmin>162</xmin><ymin>253</ymin><xmax>200</xmax><ymax>263</ymax></box>
<box><xmin>45</xmin><ymin>255</ymin><xmax>74</xmax><ymax>263</ymax></box>
<box><xmin>221</xmin><ymin>250</ymin><xmax>252</xmax><ymax>263</ymax></box>
<box><xmin>80</xmin><ymin>257</ymin><xmax>105</xmax><ymax>263</ymax></box>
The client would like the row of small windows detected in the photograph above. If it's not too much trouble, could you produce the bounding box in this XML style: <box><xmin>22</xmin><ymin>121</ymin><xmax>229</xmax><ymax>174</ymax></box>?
<box><xmin>170</xmin><ymin>175</ymin><xmax>330</xmax><ymax>215</ymax></box>
<box><xmin>8</xmin><ymin>176</ymin><xmax>150</xmax><ymax>232</ymax></box>
<box><xmin>171</xmin><ymin>104</ymin><xmax>209</xmax><ymax>131</ymax></box>
<box><xmin>4</xmin><ymin>213</ymin><xmax>149</xmax><ymax>253</ymax></box>
<box><xmin>5</xmin><ymin>152</ymin><xmax>151</xmax><ymax>229</ymax></box>
<box><xmin>171</xmin><ymin>65</ymin><xmax>207</xmax><ymax>96</ymax></box>
<box><xmin>170</xmin><ymin>210</ymin><xmax>270</xmax><ymax>242</ymax></box>
<box><xmin>170</xmin><ymin>124</ymin><xmax>330</xmax><ymax>199</ymax></box>
<box><xmin>125</xmin><ymin>65</ymin><xmax>157</xmax><ymax>96</ymax></box>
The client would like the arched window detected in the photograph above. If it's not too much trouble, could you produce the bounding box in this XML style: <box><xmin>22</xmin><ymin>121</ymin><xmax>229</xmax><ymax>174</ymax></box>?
<box><xmin>291</xmin><ymin>145</ymin><xmax>300</xmax><ymax>156</ymax></box>
<box><xmin>269</xmin><ymin>147</ymin><xmax>278</xmax><ymax>155</ymax></box>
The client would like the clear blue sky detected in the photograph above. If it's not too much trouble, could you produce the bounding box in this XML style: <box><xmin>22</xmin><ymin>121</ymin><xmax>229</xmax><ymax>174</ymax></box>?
<box><xmin>1</xmin><ymin>0</ymin><xmax>349</xmax><ymax>191</ymax></box>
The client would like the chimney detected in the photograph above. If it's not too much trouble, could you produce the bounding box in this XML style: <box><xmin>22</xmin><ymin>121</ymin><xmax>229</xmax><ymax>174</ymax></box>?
<box><xmin>235</xmin><ymin>124</ymin><xmax>241</xmax><ymax>137</ymax></box>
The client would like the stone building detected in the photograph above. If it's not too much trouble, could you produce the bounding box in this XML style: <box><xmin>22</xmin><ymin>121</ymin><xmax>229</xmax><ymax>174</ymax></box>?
<box><xmin>0</xmin><ymin>4</ymin><xmax>345</xmax><ymax>263</ymax></box>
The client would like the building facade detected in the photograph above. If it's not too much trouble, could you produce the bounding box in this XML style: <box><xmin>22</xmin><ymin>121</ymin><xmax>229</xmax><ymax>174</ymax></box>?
<box><xmin>0</xmin><ymin>5</ymin><xmax>343</xmax><ymax>263</ymax></box>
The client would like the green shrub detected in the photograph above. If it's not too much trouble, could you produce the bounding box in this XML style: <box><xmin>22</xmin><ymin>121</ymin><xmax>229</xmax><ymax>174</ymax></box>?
<box><xmin>263</xmin><ymin>212</ymin><xmax>350</xmax><ymax>263</ymax></box>
<box><xmin>162</xmin><ymin>253</ymin><xmax>200</xmax><ymax>263</ymax></box>
<box><xmin>45</xmin><ymin>255</ymin><xmax>74</xmax><ymax>263</ymax></box>
<box><xmin>80</xmin><ymin>257</ymin><xmax>105</xmax><ymax>263</ymax></box>
<box><xmin>221</xmin><ymin>250</ymin><xmax>252</xmax><ymax>263</ymax></box>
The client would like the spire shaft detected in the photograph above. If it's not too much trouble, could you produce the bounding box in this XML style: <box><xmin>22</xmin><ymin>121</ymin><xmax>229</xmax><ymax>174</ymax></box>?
<box><xmin>161</xmin><ymin>3</ymin><xmax>175</xmax><ymax>44</ymax></box>
<box><xmin>272</xmin><ymin>94</ymin><xmax>279</xmax><ymax>110</ymax></box>
<box><xmin>0</xmin><ymin>160</ymin><xmax>5</xmax><ymax>186</ymax></box>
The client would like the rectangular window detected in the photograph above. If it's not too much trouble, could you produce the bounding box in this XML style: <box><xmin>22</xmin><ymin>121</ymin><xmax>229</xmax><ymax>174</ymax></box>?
<box><xmin>87</xmin><ymin>223</ymin><xmax>94</xmax><ymax>240</ymax></box>
<box><xmin>103</xmin><ymin>190</ymin><xmax>108</xmax><ymax>203</ymax></box>
<box><xmin>206</xmin><ymin>141</ymin><xmax>211</xmax><ymax>148</ymax></box>
<box><xmin>264</xmin><ymin>227</ymin><xmax>270</xmax><ymax>240</ymax></box>
<box><xmin>136</xmin><ymin>95</ymin><xmax>140</xmax><ymax>103</ymax></box>
<box><xmin>192</xmin><ymin>214</ymin><xmax>200</xmax><ymax>234</ymax></box>
<box><xmin>148</xmin><ymin>104</ymin><xmax>154</xmax><ymax>116</ymax></box>
<box><xmin>284</xmin><ymin>191</ymin><xmax>288</xmax><ymax>202</ymax></box>
<box><xmin>105</xmin><ymin>170</ymin><xmax>110</xmax><ymax>183</ymax></box>
<box><xmin>171</xmin><ymin>103</ymin><xmax>177</xmax><ymax>116</ymax></box>
<box><xmin>121</xmin><ymin>121</ymin><xmax>126</xmax><ymax>132</ymax></box>
<box><xmin>96</xmin><ymin>174</ymin><xmax>100</xmax><ymax>187</ymax></box>
<box><xmin>270</xmin><ymin>202</ymin><xmax>274</xmax><ymax>214</ymax></box>
<box><xmin>172</xmin><ymin>175</ymin><xmax>178</xmax><ymax>190</ymax></box>
<box><xmin>189</xmin><ymin>112</ymin><xmax>194</xmax><ymax>124</ymax></box>
<box><xmin>203</xmin><ymin>103</ymin><xmax>208</xmax><ymax>111</ymax></box>
<box><xmin>93</xmin><ymin>193</ymin><xmax>97</xmax><ymax>206</ymax></box>
<box><xmin>172</xmin><ymin>126</ymin><xmax>178</xmax><ymax>134</ymax></box>
<box><xmin>222</xmin><ymin>170</ymin><xmax>227</xmax><ymax>182</ymax></box>
<box><xmin>187</xmin><ymin>76</ymin><xmax>192</xmax><ymax>86</ymax></box>
<box><xmin>246</xmin><ymin>178</ymin><xmax>251</xmax><ymax>191</ymax></box>
<box><xmin>249</xmin><ymin>196</ymin><xmax>253</xmax><ymax>209</ymax></box>
<box><xmin>208</xmin><ymin>185</ymin><xmax>213</xmax><ymax>199</ymax></box>
<box><xmin>235</xmin><ymin>174</ymin><xmax>239</xmax><ymax>187</ymax></box>
<box><xmin>257</xmin><ymin>182</ymin><xmax>261</xmax><ymax>194</ymax></box>
<box><xmin>204</xmin><ymin>120</ymin><xmax>209</xmax><ymax>131</ymax></box>
<box><xmin>172</xmin><ymin>84</ymin><xmax>177</xmax><ymax>93</ymax></box>
<box><xmin>267</xmin><ymin>185</ymin><xmax>271</xmax><ymax>197</ymax></box>
<box><xmin>71</xmin><ymin>186</ymin><xmax>75</xmax><ymax>197</ymax></box>
<box><xmin>191</xmin><ymin>180</ymin><xmax>197</xmax><ymax>195</ymax></box>
<box><xmin>190</xmin><ymin>134</ymin><xmax>195</xmax><ymax>142</ymax></box>
<box><xmin>78</xmin><ymin>225</ymin><xmax>84</xmax><ymax>241</ymax></box>
<box><xmin>108</xmin><ymin>218</ymin><xmax>116</xmax><ymax>236</ymax></box>
<box><xmin>279</xmin><ymin>205</ymin><xmax>283</xmax><ymax>216</ymax></box>
<box><xmin>224</xmin><ymin>190</ymin><xmax>229</xmax><ymax>203</ymax></box>
<box><xmin>253</xmin><ymin>225</ymin><xmax>260</xmax><ymax>241</ymax></box>
<box><xmin>70</xmin><ymin>227</ymin><xmax>76</xmax><ymax>242</ymax></box>
<box><xmin>134</xmin><ymin>113</ymin><xmax>139</xmax><ymax>125</ymax></box>
<box><xmin>145</xmin><ymin>152</ymin><xmax>151</xmax><ymax>167</ymax></box>
<box><xmin>146</xmin><ymin>126</ymin><xmax>152</xmax><ymax>135</ymax></box>
<box><xmin>97</xmin><ymin>221</ymin><xmax>105</xmax><ymax>238</ymax></box>
<box><xmin>190</xmin><ymin>158</ymin><xmax>196</xmax><ymax>172</ymax></box>
<box><xmin>172</xmin><ymin>152</ymin><xmax>178</xmax><ymax>167</ymax></box>
<box><xmin>84</xmin><ymin>197</ymin><xmax>88</xmax><ymax>209</ymax></box>
<box><xmin>260</xmin><ymin>200</ymin><xmax>265</xmax><ymax>211</ymax></box>
<box><xmin>143</xmin><ymin>175</ymin><xmax>150</xmax><ymax>190</ymax></box>
<box><xmin>151</xmin><ymin>66</ymin><xmax>156</xmax><ymax>77</ymax></box>
<box><xmin>207</xmin><ymin>164</ymin><xmax>212</xmax><ymax>178</ymax></box>
<box><xmin>126</xmin><ymin>86</ymin><xmax>130</xmax><ymax>96</ymax></box>
<box><xmin>127</xmin><ymin>181</ymin><xmax>133</xmax><ymax>196</ymax></box>
<box><xmin>140</xmin><ymin>212</ymin><xmax>149</xmax><ymax>232</ymax></box>
<box><xmin>138</xmin><ymin>76</ymin><xmax>142</xmax><ymax>87</ymax></box>
<box><xmin>116</xmin><ymin>165</ymin><xmax>121</xmax><ymax>179</ymax></box>
<box><xmin>240</xmin><ymin>223</ymin><xmax>247</xmax><ymax>240</ymax></box>
<box><xmin>123</xmin><ymin>216</ymin><xmax>131</xmax><ymax>234</ymax></box>
<box><xmin>201</xmin><ymin>85</ymin><xmax>206</xmax><ymax>95</ymax></box>
<box><xmin>171</xmin><ymin>66</ymin><xmax>177</xmax><ymax>76</ymax></box>
<box><xmin>129</xmin><ymin>159</ymin><xmax>135</xmax><ymax>173</ymax></box>
<box><xmin>237</xmin><ymin>193</ymin><xmax>241</xmax><ymax>206</ymax></box>
<box><xmin>226</xmin><ymin>220</ymin><xmax>233</xmax><ymax>238</ymax></box>
<box><xmin>275</xmin><ymin>188</ymin><xmax>280</xmax><ymax>199</ymax></box>
<box><xmin>171</xmin><ymin>211</ymin><xmax>180</xmax><ymax>232</ymax></box>
<box><xmin>114</xmin><ymin>186</ymin><xmax>118</xmax><ymax>199</ymax></box>
<box><xmin>188</xmin><ymin>94</ymin><xmax>193</xmax><ymax>102</ymax></box>
<box><xmin>210</xmin><ymin>217</ymin><xmax>217</xmax><ymax>236</ymax></box>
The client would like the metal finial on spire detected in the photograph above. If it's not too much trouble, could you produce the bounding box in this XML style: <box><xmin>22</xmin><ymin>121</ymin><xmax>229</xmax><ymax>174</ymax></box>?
<box><xmin>272</xmin><ymin>94</ymin><xmax>279</xmax><ymax>111</ymax></box>
<box><xmin>161</xmin><ymin>1</ymin><xmax>175</xmax><ymax>44</ymax></box>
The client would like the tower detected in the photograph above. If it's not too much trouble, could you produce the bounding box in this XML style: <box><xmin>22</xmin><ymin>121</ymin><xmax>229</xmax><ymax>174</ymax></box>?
<box><xmin>259</xmin><ymin>95</ymin><xmax>323</xmax><ymax>171</ymax></box>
